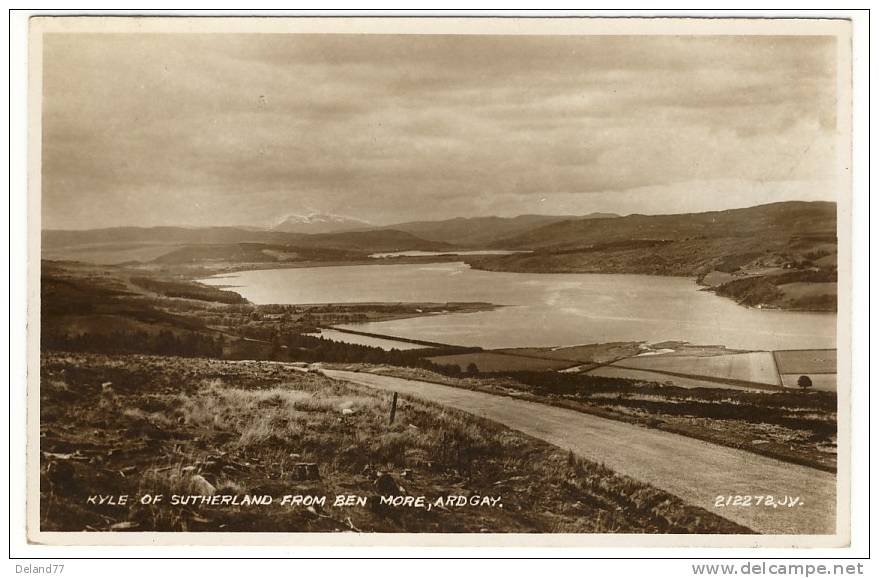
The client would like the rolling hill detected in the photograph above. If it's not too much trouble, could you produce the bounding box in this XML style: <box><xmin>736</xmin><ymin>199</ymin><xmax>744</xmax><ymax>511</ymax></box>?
<box><xmin>42</xmin><ymin>226</ymin><xmax>294</xmax><ymax>250</ymax></box>
<box><xmin>373</xmin><ymin>213</ymin><xmax>618</xmax><ymax>247</ymax></box>
<box><xmin>42</xmin><ymin>226</ymin><xmax>454</xmax><ymax>265</ymax></box>
<box><xmin>489</xmin><ymin>202</ymin><xmax>836</xmax><ymax>250</ymax></box>
<box><xmin>469</xmin><ymin>202</ymin><xmax>838</xmax><ymax>311</ymax></box>
<box><xmin>287</xmin><ymin>229</ymin><xmax>454</xmax><ymax>252</ymax></box>
<box><xmin>41</xmin><ymin>202</ymin><xmax>838</xmax><ymax>310</ymax></box>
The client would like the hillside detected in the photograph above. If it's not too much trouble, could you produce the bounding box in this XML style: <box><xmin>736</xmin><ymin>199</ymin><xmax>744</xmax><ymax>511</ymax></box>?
<box><xmin>490</xmin><ymin>202</ymin><xmax>836</xmax><ymax>250</ymax></box>
<box><xmin>41</xmin><ymin>226</ymin><xmax>294</xmax><ymax>250</ymax></box>
<box><xmin>150</xmin><ymin>231</ymin><xmax>454</xmax><ymax>267</ymax></box>
<box><xmin>375</xmin><ymin>214</ymin><xmax>618</xmax><ymax>247</ymax></box>
<box><xmin>40</xmin><ymin>203</ymin><xmax>838</xmax><ymax>311</ymax></box>
<box><xmin>470</xmin><ymin>202</ymin><xmax>838</xmax><ymax>311</ymax></box>
<box><xmin>42</xmin><ymin>227</ymin><xmax>453</xmax><ymax>265</ymax></box>
<box><xmin>150</xmin><ymin>243</ymin><xmax>362</xmax><ymax>266</ymax></box>
<box><xmin>286</xmin><ymin>229</ymin><xmax>454</xmax><ymax>252</ymax></box>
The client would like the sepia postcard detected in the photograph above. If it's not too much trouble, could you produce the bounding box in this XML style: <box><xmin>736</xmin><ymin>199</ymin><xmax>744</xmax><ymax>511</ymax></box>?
<box><xmin>27</xmin><ymin>15</ymin><xmax>854</xmax><ymax>548</ymax></box>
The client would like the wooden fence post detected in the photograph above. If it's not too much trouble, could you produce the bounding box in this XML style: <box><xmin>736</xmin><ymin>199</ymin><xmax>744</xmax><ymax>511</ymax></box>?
<box><xmin>389</xmin><ymin>392</ymin><xmax>398</xmax><ymax>424</ymax></box>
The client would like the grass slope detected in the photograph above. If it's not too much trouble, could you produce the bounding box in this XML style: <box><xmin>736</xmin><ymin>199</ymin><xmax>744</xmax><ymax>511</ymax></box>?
<box><xmin>40</xmin><ymin>352</ymin><xmax>749</xmax><ymax>534</ymax></box>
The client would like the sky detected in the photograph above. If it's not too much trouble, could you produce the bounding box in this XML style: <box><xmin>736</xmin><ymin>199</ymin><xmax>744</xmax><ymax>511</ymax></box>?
<box><xmin>41</xmin><ymin>33</ymin><xmax>840</xmax><ymax>230</ymax></box>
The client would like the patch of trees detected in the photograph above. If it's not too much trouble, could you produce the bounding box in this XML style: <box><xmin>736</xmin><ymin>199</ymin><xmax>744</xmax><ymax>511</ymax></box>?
<box><xmin>789</xmin><ymin>294</ymin><xmax>837</xmax><ymax>310</ymax></box>
<box><xmin>42</xmin><ymin>324</ymin><xmax>467</xmax><ymax>374</ymax></box>
<box><xmin>276</xmin><ymin>333</ymin><xmax>441</xmax><ymax>368</ymax></box>
<box><xmin>43</xmin><ymin>329</ymin><xmax>225</xmax><ymax>358</ymax></box>
<box><xmin>41</xmin><ymin>278</ymin><xmax>135</xmax><ymax>316</ymax></box>
<box><xmin>714</xmin><ymin>252</ymin><xmax>764</xmax><ymax>273</ymax></box>
<box><xmin>130</xmin><ymin>276</ymin><xmax>246</xmax><ymax>304</ymax></box>
<box><xmin>545</xmin><ymin>240</ymin><xmax>676</xmax><ymax>256</ymax></box>
<box><xmin>714</xmin><ymin>276</ymin><xmax>784</xmax><ymax>307</ymax></box>
<box><xmin>771</xmin><ymin>269</ymin><xmax>837</xmax><ymax>284</ymax></box>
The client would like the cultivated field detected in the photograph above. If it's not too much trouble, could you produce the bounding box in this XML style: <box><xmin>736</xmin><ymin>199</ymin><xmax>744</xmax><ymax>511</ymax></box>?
<box><xmin>586</xmin><ymin>366</ymin><xmax>761</xmax><ymax>391</ymax></box>
<box><xmin>494</xmin><ymin>342</ymin><xmax>644</xmax><ymax>364</ymax></box>
<box><xmin>428</xmin><ymin>342</ymin><xmax>678</xmax><ymax>374</ymax></box>
<box><xmin>780</xmin><ymin>373</ymin><xmax>837</xmax><ymax>391</ymax></box>
<box><xmin>774</xmin><ymin>350</ymin><xmax>836</xmax><ymax>392</ymax></box>
<box><xmin>610</xmin><ymin>351</ymin><xmax>781</xmax><ymax>386</ymax></box>
<box><xmin>774</xmin><ymin>349</ymin><xmax>837</xmax><ymax>374</ymax></box>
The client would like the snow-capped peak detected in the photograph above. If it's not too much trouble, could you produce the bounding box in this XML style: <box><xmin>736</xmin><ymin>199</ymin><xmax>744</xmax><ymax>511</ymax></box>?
<box><xmin>273</xmin><ymin>212</ymin><xmax>371</xmax><ymax>234</ymax></box>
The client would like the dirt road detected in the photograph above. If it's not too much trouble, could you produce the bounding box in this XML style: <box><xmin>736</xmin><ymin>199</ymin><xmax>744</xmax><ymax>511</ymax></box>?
<box><xmin>324</xmin><ymin>369</ymin><xmax>837</xmax><ymax>535</ymax></box>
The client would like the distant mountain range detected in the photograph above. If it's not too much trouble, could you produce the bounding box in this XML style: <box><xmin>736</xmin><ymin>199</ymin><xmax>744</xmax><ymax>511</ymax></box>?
<box><xmin>42</xmin><ymin>203</ymin><xmax>836</xmax><ymax>296</ymax></box>
<box><xmin>371</xmin><ymin>213</ymin><xmax>618</xmax><ymax>247</ymax></box>
<box><xmin>468</xmin><ymin>202</ymin><xmax>837</xmax><ymax>284</ymax></box>
<box><xmin>42</xmin><ymin>226</ymin><xmax>452</xmax><ymax>257</ymax></box>
<box><xmin>272</xmin><ymin>213</ymin><xmax>371</xmax><ymax>235</ymax></box>
<box><xmin>269</xmin><ymin>211</ymin><xmax>619</xmax><ymax>244</ymax></box>
<box><xmin>41</xmin><ymin>212</ymin><xmax>619</xmax><ymax>254</ymax></box>
<box><xmin>489</xmin><ymin>201</ymin><xmax>836</xmax><ymax>250</ymax></box>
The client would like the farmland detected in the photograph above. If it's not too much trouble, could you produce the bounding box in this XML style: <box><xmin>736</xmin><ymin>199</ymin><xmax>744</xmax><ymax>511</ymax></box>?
<box><xmin>774</xmin><ymin>349</ymin><xmax>837</xmax><ymax>374</ymax></box>
<box><xmin>585</xmin><ymin>366</ymin><xmax>762</xmax><ymax>391</ymax></box>
<box><xmin>774</xmin><ymin>350</ymin><xmax>837</xmax><ymax>392</ymax></box>
<box><xmin>607</xmin><ymin>351</ymin><xmax>781</xmax><ymax>386</ymax></box>
<box><xmin>427</xmin><ymin>341</ymin><xmax>837</xmax><ymax>393</ymax></box>
<box><xmin>496</xmin><ymin>342</ymin><xmax>646</xmax><ymax>364</ymax></box>
<box><xmin>779</xmin><ymin>374</ymin><xmax>837</xmax><ymax>390</ymax></box>
<box><xmin>564</xmin><ymin>345</ymin><xmax>837</xmax><ymax>393</ymax></box>
<box><xmin>426</xmin><ymin>343</ymin><xmax>647</xmax><ymax>373</ymax></box>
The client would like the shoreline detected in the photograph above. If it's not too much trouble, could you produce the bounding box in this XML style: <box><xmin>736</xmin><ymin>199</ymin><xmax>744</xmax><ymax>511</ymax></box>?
<box><xmin>188</xmin><ymin>258</ymin><xmax>837</xmax><ymax>314</ymax></box>
<box><xmin>189</xmin><ymin>262</ymin><xmax>836</xmax><ymax>353</ymax></box>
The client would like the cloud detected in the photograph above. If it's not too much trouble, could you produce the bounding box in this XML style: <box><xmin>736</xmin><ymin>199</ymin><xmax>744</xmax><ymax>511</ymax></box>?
<box><xmin>41</xmin><ymin>33</ymin><xmax>840</xmax><ymax>228</ymax></box>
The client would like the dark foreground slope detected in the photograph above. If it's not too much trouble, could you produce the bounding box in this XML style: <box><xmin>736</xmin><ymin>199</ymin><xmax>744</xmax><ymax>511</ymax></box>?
<box><xmin>40</xmin><ymin>352</ymin><xmax>749</xmax><ymax>533</ymax></box>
